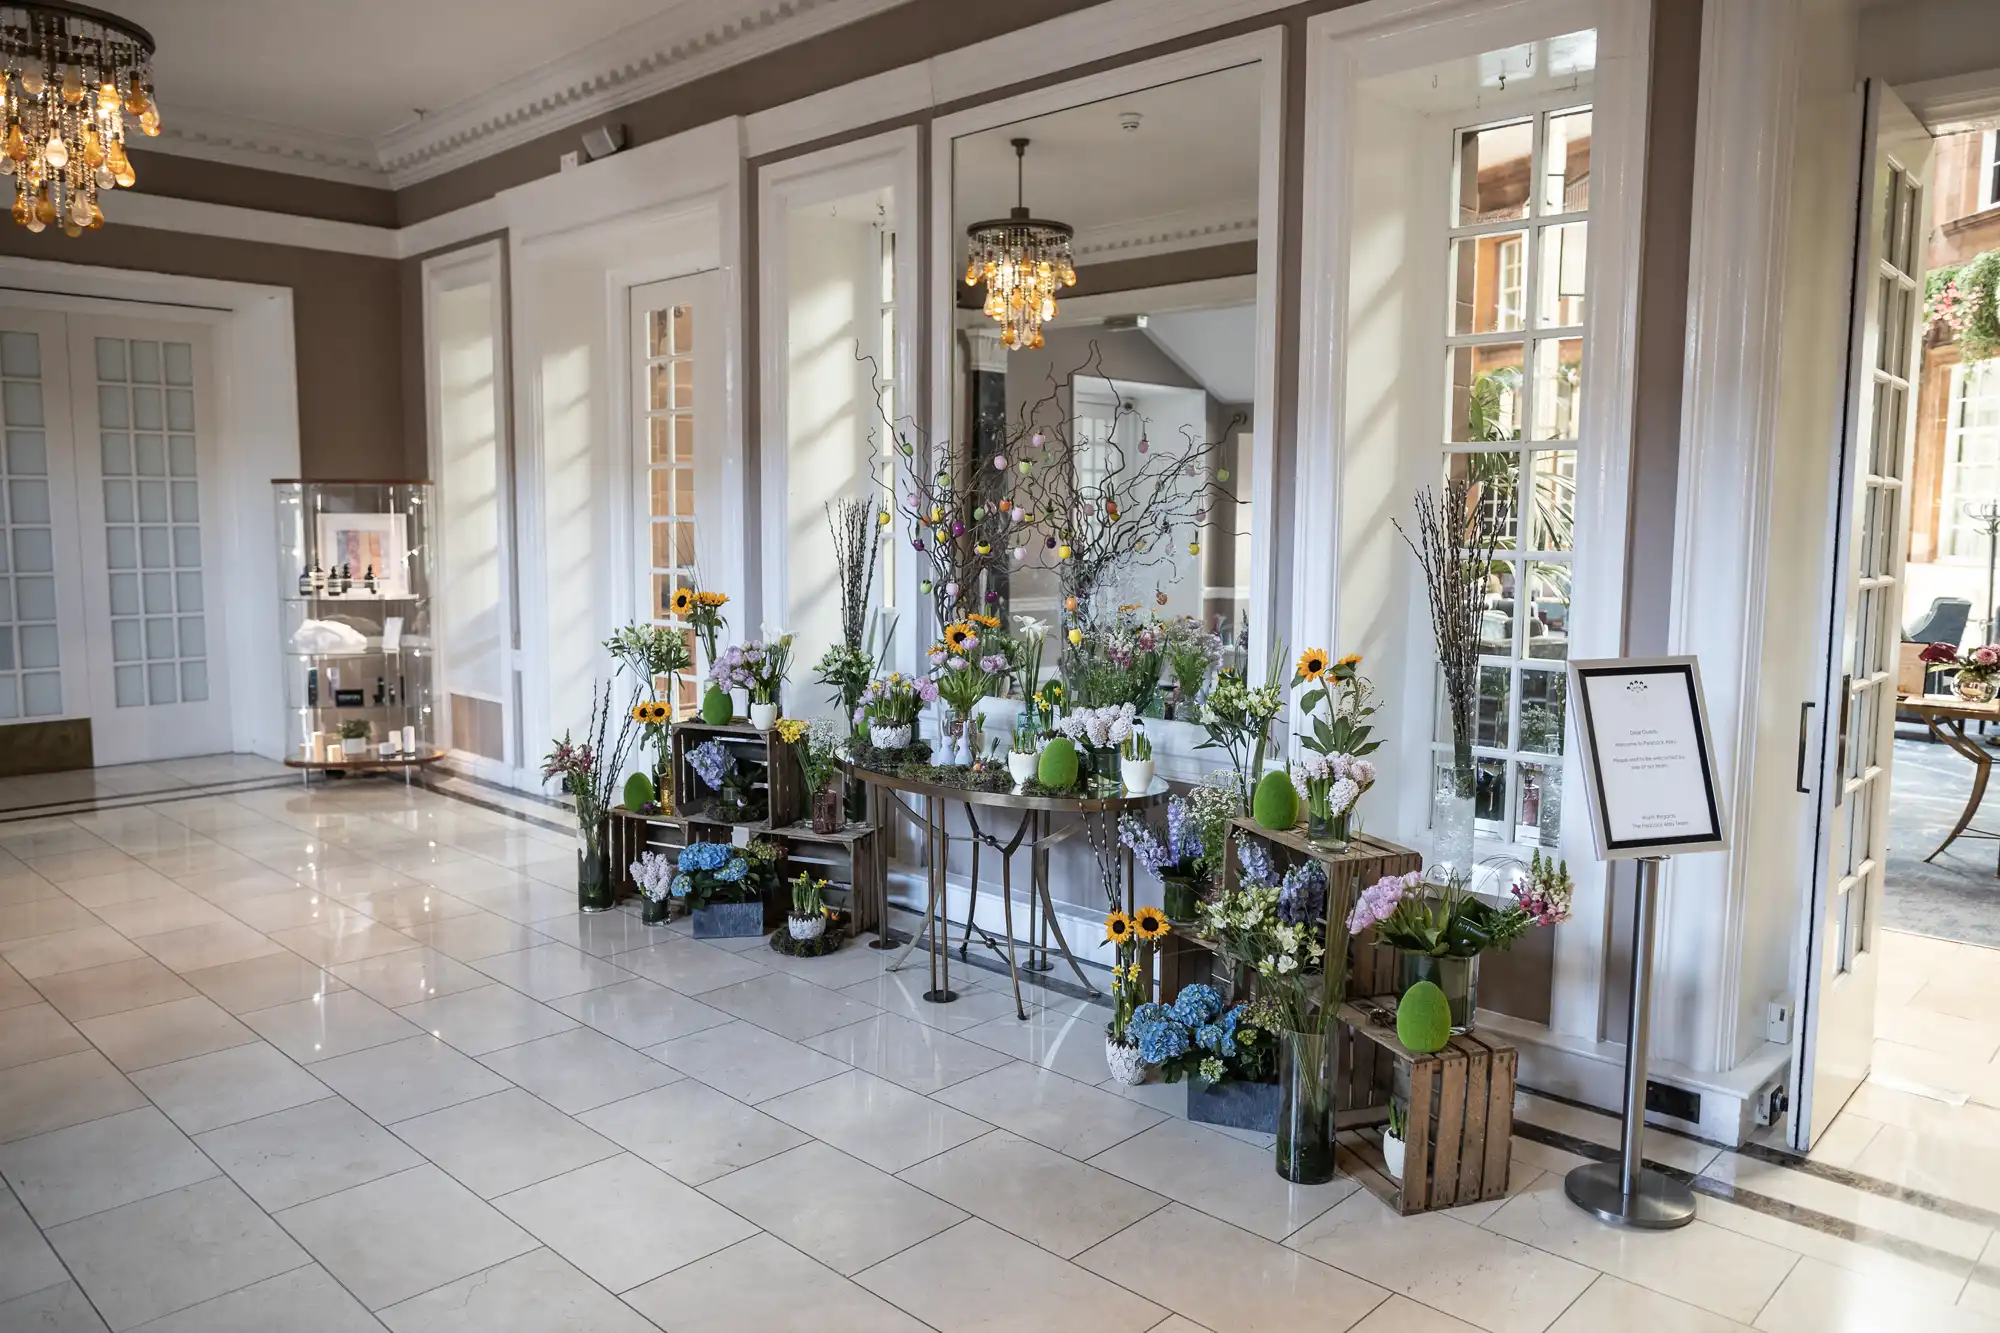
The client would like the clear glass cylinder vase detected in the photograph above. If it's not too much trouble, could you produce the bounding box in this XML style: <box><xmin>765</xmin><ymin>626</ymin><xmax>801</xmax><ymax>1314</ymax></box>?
<box><xmin>1430</xmin><ymin>749</ymin><xmax>1477</xmax><ymax>887</ymax></box>
<box><xmin>576</xmin><ymin>824</ymin><xmax>612</xmax><ymax>914</ymax></box>
<box><xmin>1276</xmin><ymin>1028</ymin><xmax>1338</xmax><ymax>1184</ymax></box>
<box><xmin>1161</xmin><ymin>875</ymin><xmax>1201</xmax><ymax>925</ymax></box>
<box><xmin>1400</xmin><ymin>952</ymin><xmax>1478</xmax><ymax>1033</ymax></box>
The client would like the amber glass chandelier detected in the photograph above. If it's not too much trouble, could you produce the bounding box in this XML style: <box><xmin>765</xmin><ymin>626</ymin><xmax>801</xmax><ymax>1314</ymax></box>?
<box><xmin>963</xmin><ymin>138</ymin><xmax>1075</xmax><ymax>351</ymax></box>
<box><xmin>0</xmin><ymin>2</ymin><xmax>159</xmax><ymax>236</ymax></box>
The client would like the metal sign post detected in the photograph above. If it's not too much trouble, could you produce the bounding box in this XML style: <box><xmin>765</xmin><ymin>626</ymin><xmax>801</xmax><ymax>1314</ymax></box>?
<box><xmin>1564</xmin><ymin>656</ymin><xmax>1727</xmax><ymax>1231</ymax></box>
<box><xmin>1562</xmin><ymin>854</ymin><xmax>1695</xmax><ymax>1228</ymax></box>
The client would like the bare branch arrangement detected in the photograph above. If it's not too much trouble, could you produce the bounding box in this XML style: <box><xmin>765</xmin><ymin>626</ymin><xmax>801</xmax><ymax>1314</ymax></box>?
<box><xmin>863</xmin><ymin>342</ymin><xmax>1243</xmax><ymax>644</ymax></box>
<box><xmin>825</xmin><ymin>498</ymin><xmax>880</xmax><ymax>653</ymax></box>
<box><xmin>1396</xmin><ymin>477</ymin><xmax>1506</xmax><ymax>776</ymax></box>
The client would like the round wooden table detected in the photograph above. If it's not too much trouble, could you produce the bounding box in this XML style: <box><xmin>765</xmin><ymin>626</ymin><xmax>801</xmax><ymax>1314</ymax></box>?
<box><xmin>845</xmin><ymin>763</ymin><xmax>1169</xmax><ymax>1018</ymax></box>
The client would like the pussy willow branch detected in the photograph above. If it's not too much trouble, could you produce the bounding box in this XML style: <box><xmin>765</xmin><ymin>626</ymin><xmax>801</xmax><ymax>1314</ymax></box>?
<box><xmin>825</xmin><ymin>498</ymin><xmax>879</xmax><ymax>652</ymax></box>
<box><xmin>1396</xmin><ymin>478</ymin><xmax>1503</xmax><ymax>762</ymax></box>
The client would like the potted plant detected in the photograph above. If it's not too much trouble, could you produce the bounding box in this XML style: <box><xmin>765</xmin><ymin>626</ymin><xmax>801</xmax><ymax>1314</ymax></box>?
<box><xmin>855</xmin><ymin>672</ymin><xmax>932</xmax><ymax>752</ymax></box>
<box><xmin>338</xmin><ymin>719</ymin><xmax>372</xmax><ymax>749</ymax></box>
<box><xmin>714</xmin><ymin>635</ymin><xmax>793</xmax><ymax>730</ymax></box>
<box><xmin>788</xmin><ymin>871</ymin><xmax>828</xmax><ymax>941</ymax></box>
<box><xmin>1920</xmin><ymin>640</ymin><xmax>2000</xmax><ymax>703</ymax></box>
<box><xmin>1201</xmin><ymin>846</ymin><xmax>1347</xmax><ymax>1184</ymax></box>
<box><xmin>1102</xmin><ymin>905</ymin><xmax>1170</xmax><ymax>1084</ymax></box>
<box><xmin>1159</xmin><ymin>616</ymin><xmax>1222</xmax><ymax>720</ymax></box>
<box><xmin>1195</xmin><ymin>655</ymin><xmax>1286</xmax><ymax>810</ymax></box>
<box><xmin>778</xmin><ymin>716</ymin><xmax>845</xmax><ymax>834</ymax></box>
<box><xmin>1291</xmin><ymin>753</ymin><xmax>1373</xmax><ymax>851</ymax></box>
<box><xmin>541</xmin><ymin>684</ymin><xmax>640</xmax><ymax>913</ymax></box>
<box><xmin>1119</xmin><ymin>798</ymin><xmax>1208</xmax><ymax>924</ymax></box>
<box><xmin>1007</xmin><ymin>720</ymin><xmax>1040</xmax><ymax>787</ymax></box>
<box><xmin>1055</xmin><ymin>702</ymin><xmax>1138</xmax><ymax>795</ymax></box>
<box><xmin>1382</xmin><ymin>1101</ymin><xmax>1407</xmax><ymax>1181</ymax></box>
<box><xmin>1348</xmin><ymin>854</ymin><xmax>1572</xmax><ymax>1033</ymax></box>
<box><xmin>685</xmin><ymin>738</ymin><xmax>764</xmax><ymax>823</ymax></box>
<box><xmin>1183</xmin><ymin>994</ymin><xmax>1282</xmax><ymax>1130</ymax></box>
<box><xmin>673</xmin><ymin>586</ymin><xmax>733</xmax><ymax>724</ymax></box>
<box><xmin>672</xmin><ymin>842</ymin><xmax>767</xmax><ymax>938</ymax></box>
<box><xmin>631</xmin><ymin>849</ymin><xmax>675</xmax><ymax>925</ymax></box>
<box><xmin>1119</xmin><ymin>727</ymin><xmax>1154</xmax><ymax>793</ymax></box>
<box><xmin>930</xmin><ymin>624</ymin><xmax>1008</xmax><ymax>767</ymax></box>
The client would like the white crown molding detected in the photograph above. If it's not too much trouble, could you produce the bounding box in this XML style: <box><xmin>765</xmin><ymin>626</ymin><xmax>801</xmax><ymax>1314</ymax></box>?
<box><xmin>375</xmin><ymin>0</ymin><xmax>908</xmax><ymax>188</ymax></box>
<box><xmin>1071</xmin><ymin>203</ymin><xmax>1258</xmax><ymax>264</ymax></box>
<box><xmin>150</xmin><ymin>106</ymin><xmax>386</xmax><ymax>188</ymax></box>
<box><xmin>1895</xmin><ymin>67</ymin><xmax>2000</xmax><ymax>134</ymax></box>
<box><xmin>100</xmin><ymin>189</ymin><xmax>399</xmax><ymax>258</ymax></box>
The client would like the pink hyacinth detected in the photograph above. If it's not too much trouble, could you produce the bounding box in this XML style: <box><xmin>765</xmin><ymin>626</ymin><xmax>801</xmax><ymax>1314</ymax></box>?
<box><xmin>1348</xmin><ymin>871</ymin><xmax>1420</xmax><ymax>935</ymax></box>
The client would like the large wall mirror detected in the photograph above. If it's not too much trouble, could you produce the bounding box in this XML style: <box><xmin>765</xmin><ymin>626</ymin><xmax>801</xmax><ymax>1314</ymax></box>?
<box><xmin>935</xmin><ymin>43</ymin><xmax>1280</xmax><ymax>729</ymax></box>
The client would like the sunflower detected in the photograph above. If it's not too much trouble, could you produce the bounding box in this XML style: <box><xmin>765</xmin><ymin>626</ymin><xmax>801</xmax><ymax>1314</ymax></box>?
<box><xmin>969</xmin><ymin>612</ymin><xmax>1002</xmax><ymax>629</ymax></box>
<box><xmin>670</xmin><ymin>587</ymin><xmax>694</xmax><ymax>616</ymax></box>
<box><xmin>1103</xmin><ymin>910</ymin><xmax>1132</xmax><ymax>944</ymax></box>
<box><xmin>1132</xmin><ymin>906</ymin><xmax>1170</xmax><ymax>941</ymax></box>
<box><xmin>630</xmin><ymin>702</ymin><xmax>654</xmax><ymax>723</ymax></box>
<box><xmin>1296</xmin><ymin>648</ymin><xmax>1330</xmax><ymax>682</ymax></box>
<box><xmin>944</xmin><ymin>622</ymin><xmax>976</xmax><ymax>652</ymax></box>
<box><xmin>693</xmin><ymin>590</ymin><xmax>729</xmax><ymax>608</ymax></box>
<box><xmin>1337</xmin><ymin>652</ymin><xmax>1362</xmax><ymax>668</ymax></box>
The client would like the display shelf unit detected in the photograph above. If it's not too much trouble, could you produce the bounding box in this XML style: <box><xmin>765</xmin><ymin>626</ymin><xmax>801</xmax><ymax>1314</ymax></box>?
<box><xmin>273</xmin><ymin>480</ymin><xmax>438</xmax><ymax>776</ymax></box>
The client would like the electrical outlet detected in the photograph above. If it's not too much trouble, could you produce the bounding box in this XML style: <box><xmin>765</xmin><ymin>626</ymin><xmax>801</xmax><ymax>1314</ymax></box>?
<box><xmin>559</xmin><ymin>150</ymin><xmax>580</xmax><ymax>173</ymax></box>
<box><xmin>1753</xmin><ymin>1082</ymin><xmax>1789</xmax><ymax>1127</ymax></box>
<box><xmin>1767</xmin><ymin>999</ymin><xmax>1793</xmax><ymax>1044</ymax></box>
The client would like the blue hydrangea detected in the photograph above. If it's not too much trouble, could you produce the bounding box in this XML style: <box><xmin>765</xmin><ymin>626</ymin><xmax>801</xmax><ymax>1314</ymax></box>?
<box><xmin>679</xmin><ymin>843</ymin><xmax>729</xmax><ymax>871</ymax></box>
<box><xmin>1137</xmin><ymin>1020</ymin><xmax>1189</xmax><ymax>1064</ymax></box>
<box><xmin>1130</xmin><ymin>1002</ymin><xmax>1170</xmax><ymax>1031</ymax></box>
<box><xmin>1195</xmin><ymin>1020</ymin><xmax>1239</xmax><ymax>1058</ymax></box>
<box><xmin>670</xmin><ymin>872</ymin><xmax>693</xmax><ymax>898</ymax></box>
<box><xmin>1172</xmin><ymin>983</ymin><xmax>1223</xmax><ymax>1027</ymax></box>
<box><xmin>715</xmin><ymin>857</ymin><xmax>749</xmax><ymax>883</ymax></box>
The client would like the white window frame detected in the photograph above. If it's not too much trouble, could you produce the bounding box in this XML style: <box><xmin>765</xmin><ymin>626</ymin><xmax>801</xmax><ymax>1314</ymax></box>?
<box><xmin>1981</xmin><ymin>129</ymin><xmax>2000</xmax><ymax>212</ymax></box>
<box><xmin>755</xmin><ymin>128</ymin><xmax>921</xmax><ymax>674</ymax></box>
<box><xmin>1939</xmin><ymin>359</ymin><xmax>2000</xmax><ymax>562</ymax></box>
<box><xmin>1295</xmin><ymin>0</ymin><xmax>1651</xmax><ymax>1047</ymax></box>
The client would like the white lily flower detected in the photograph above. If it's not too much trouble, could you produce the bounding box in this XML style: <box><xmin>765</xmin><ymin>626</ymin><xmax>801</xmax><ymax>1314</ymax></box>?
<box><xmin>1014</xmin><ymin>615</ymin><xmax>1049</xmax><ymax>640</ymax></box>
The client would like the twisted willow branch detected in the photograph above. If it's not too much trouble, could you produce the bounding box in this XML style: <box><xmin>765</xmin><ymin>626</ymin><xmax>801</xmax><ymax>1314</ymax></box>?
<box><xmin>1395</xmin><ymin>478</ymin><xmax>1505</xmax><ymax>774</ymax></box>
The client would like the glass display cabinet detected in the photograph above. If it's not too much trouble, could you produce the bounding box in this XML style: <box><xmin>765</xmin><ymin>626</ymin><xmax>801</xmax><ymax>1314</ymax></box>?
<box><xmin>272</xmin><ymin>480</ymin><xmax>442</xmax><ymax>778</ymax></box>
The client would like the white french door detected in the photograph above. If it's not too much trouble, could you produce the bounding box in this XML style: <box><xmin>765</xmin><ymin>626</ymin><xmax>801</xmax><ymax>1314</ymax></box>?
<box><xmin>1792</xmin><ymin>81</ymin><xmax>1932</xmax><ymax>1151</ymax></box>
<box><xmin>0</xmin><ymin>306</ymin><xmax>229</xmax><ymax>764</ymax></box>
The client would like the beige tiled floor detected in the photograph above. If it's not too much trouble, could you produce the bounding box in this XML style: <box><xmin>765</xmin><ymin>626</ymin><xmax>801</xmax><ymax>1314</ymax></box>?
<box><xmin>0</xmin><ymin>780</ymin><xmax>1995</xmax><ymax>1330</ymax></box>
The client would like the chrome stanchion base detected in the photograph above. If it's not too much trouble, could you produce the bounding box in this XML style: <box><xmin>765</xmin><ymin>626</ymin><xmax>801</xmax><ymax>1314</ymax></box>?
<box><xmin>921</xmin><ymin>989</ymin><xmax>960</xmax><ymax>1004</ymax></box>
<box><xmin>1563</xmin><ymin>1162</ymin><xmax>1696</xmax><ymax>1230</ymax></box>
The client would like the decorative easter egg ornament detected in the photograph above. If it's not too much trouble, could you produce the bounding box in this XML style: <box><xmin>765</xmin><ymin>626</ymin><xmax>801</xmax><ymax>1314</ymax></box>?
<box><xmin>899</xmin><ymin>438</ymin><xmax>913</xmax><ymax>456</ymax></box>
<box><xmin>998</xmin><ymin>498</ymin><xmax>1011</xmax><ymax>512</ymax></box>
<box><xmin>1217</xmin><ymin>469</ymin><xmax>1230</xmax><ymax>482</ymax></box>
<box><xmin>951</xmin><ymin>522</ymin><xmax>965</xmax><ymax>536</ymax></box>
<box><xmin>1064</xmin><ymin>596</ymin><xmax>1077</xmax><ymax>612</ymax></box>
<box><xmin>934</xmin><ymin>528</ymin><xmax>947</xmax><ymax>542</ymax></box>
<box><xmin>878</xmin><ymin>510</ymin><xmax>892</xmax><ymax>527</ymax></box>
<box><xmin>986</xmin><ymin>590</ymin><xmax>999</xmax><ymax>604</ymax></box>
<box><xmin>920</xmin><ymin>579</ymin><xmax>933</xmax><ymax>594</ymax></box>
<box><xmin>1031</xmin><ymin>432</ymin><xmax>1044</xmax><ymax>448</ymax></box>
<box><xmin>1046</xmin><ymin>537</ymin><xmax>1057</xmax><ymax>549</ymax></box>
<box><xmin>1018</xmin><ymin>460</ymin><xmax>1032</xmax><ymax>474</ymax></box>
<box><xmin>1068</xmin><ymin>628</ymin><xmax>1083</xmax><ymax>645</ymax></box>
<box><xmin>973</xmin><ymin>507</ymin><xmax>985</xmax><ymax>521</ymax></box>
<box><xmin>945</xmin><ymin>582</ymin><xmax>958</xmax><ymax>600</ymax></box>
<box><xmin>1156</xmin><ymin>591</ymin><xmax>1169</xmax><ymax>606</ymax></box>
<box><xmin>975</xmin><ymin>542</ymin><xmax>991</xmax><ymax>555</ymax></box>
<box><xmin>1012</xmin><ymin>509</ymin><xmax>1027</xmax><ymax>524</ymax></box>
<box><xmin>929</xmin><ymin>506</ymin><xmax>942</xmax><ymax>523</ymax></box>
<box><xmin>1057</xmin><ymin>545</ymin><xmax>1072</xmax><ymax>561</ymax></box>
<box><xmin>1013</xmin><ymin>547</ymin><xmax>1027</xmax><ymax>562</ymax></box>
<box><xmin>1138</xmin><ymin>435</ymin><xmax>1149</xmax><ymax>454</ymax></box>
<box><xmin>912</xmin><ymin>539</ymin><xmax>925</xmax><ymax>551</ymax></box>
<box><xmin>1188</xmin><ymin>541</ymin><xmax>1201</xmax><ymax>556</ymax></box>
<box><xmin>1136</xmin><ymin>540</ymin><xmax>1149</xmax><ymax>553</ymax></box>
<box><xmin>993</xmin><ymin>454</ymin><xmax>1008</xmax><ymax>471</ymax></box>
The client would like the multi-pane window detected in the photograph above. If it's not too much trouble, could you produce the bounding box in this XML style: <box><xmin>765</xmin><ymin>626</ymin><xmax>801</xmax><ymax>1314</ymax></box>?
<box><xmin>1439</xmin><ymin>105</ymin><xmax>1590</xmax><ymax>852</ymax></box>
<box><xmin>1981</xmin><ymin>130</ymin><xmax>2000</xmax><ymax>212</ymax></box>
<box><xmin>0</xmin><ymin>330</ymin><xmax>57</xmax><ymax>718</ymax></box>
<box><xmin>1939</xmin><ymin>361</ymin><xmax>2000</xmax><ymax>562</ymax></box>
<box><xmin>643</xmin><ymin>301</ymin><xmax>699</xmax><ymax>711</ymax></box>
<box><xmin>98</xmin><ymin>336</ymin><xmax>206</xmax><ymax>708</ymax></box>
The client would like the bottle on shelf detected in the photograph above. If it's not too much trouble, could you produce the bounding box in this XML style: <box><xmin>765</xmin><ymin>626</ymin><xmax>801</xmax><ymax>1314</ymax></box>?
<box><xmin>297</xmin><ymin>564</ymin><xmax>313</xmax><ymax>597</ymax></box>
<box><xmin>306</xmin><ymin>667</ymin><xmax>318</xmax><ymax>706</ymax></box>
<box><xmin>335</xmin><ymin>564</ymin><xmax>352</xmax><ymax>595</ymax></box>
<box><xmin>362</xmin><ymin>565</ymin><xmax>378</xmax><ymax>594</ymax></box>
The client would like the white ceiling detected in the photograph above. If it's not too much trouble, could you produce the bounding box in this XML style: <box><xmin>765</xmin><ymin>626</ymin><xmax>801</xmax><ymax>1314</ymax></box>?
<box><xmin>1144</xmin><ymin>306</ymin><xmax>1258</xmax><ymax>404</ymax></box>
<box><xmin>119</xmin><ymin>0</ymin><xmax>908</xmax><ymax>185</ymax></box>
<box><xmin>951</xmin><ymin>62</ymin><xmax>1262</xmax><ymax>258</ymax></box>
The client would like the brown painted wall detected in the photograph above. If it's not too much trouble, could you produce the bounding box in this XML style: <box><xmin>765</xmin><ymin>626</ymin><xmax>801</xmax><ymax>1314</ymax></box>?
<box><xmin>130</xmin><ymin>148</ymin><xmax>398</xmax><ymax>227</ymax></box>
<box><xmin>0</xmin><ymin>225</ymin><xmax>414</xmax><ymax>480</ymax></box>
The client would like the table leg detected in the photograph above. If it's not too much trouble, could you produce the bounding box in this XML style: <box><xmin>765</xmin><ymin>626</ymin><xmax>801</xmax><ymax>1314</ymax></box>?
<box><xmin>1023</xmin><ymin>812</ymin><xmax>1055</xmax><ymax>972</ymax></box>
<box><xmin>1000</xmin><ymin>848</ymin><xmax>1025</xmax><ymax>1019</ymax></box>
<box><xmin>923</xmin><ymin>794</ymin><xmax>957</xmax><ymax>1004</ymax></box>
<box><xmin>1035</xmin><ymin>872</ymin><xmax>1101</xmax><ymax>998</ymax></box>
<box><xmin>1925</xmin><ymin>717</ymin><xmax>1994</xmax><ymax>863</ymax></box>
<box><xmin>887</xmin><ymin>795</ymin><xmax>938</xmax><ymax>973</ymax></box>
<box><xmin>960</xmin><ymin>835</ymin><xmax>981</xmax><ymax>960</ymax></box>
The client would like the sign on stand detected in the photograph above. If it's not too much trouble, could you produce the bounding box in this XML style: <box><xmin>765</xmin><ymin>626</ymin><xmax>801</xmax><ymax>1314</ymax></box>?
<box><xmin>1563</xmin><ymin>655</ymin><xmax>1728</xmax><ymax>1230</ymax></box>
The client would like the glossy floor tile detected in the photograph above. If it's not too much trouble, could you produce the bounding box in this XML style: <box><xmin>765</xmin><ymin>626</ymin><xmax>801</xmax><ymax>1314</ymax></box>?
<box><xmin>1</xmin><ymin>776</ymin><xmax>1981</xmax><ymax>1332</ymax></box>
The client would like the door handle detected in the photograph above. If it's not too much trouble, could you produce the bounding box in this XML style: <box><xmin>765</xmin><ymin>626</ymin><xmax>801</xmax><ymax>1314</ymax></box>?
<box><xmin>1796</xmin><ymin>701</ymin><xmax>1816</xmax><ymax>794</ymax></box>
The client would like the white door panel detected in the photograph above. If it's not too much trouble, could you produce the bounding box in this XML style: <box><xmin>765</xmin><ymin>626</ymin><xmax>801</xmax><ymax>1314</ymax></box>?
<box><xmin>1793</xmin><ymin>80</ymin><xmax>1932</xmax><ymax>1151</ymax></box>
<box><xmin>0</xmin><ymin>309</ymin><xmax>83</xmax><ymax>724</ymax></box>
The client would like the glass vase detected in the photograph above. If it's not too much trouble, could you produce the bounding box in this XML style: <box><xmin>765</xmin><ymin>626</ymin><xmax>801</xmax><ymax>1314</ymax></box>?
<box><xmin>576</xmin><ymin>825</ymin><xmax>612</xmax><ymax>914</ymax></box>
<box><xmin>1430</xmin><ymin>749</ymin><xmax>1477</xmax><ymax>887</ymax></box>
<box><xmin>1161</xmin><ymin>875</ymin><xmax>1201</xmax><ymax>924</ymax></box>
<box><xmin>641</xmin><ymin>895</ymin><xmax>670</xmax><ymax>925</ymax></box>
<box><xmin>1400</xmin><ymin>952</ymin><xmax>1478</xmax><ymax>1033</ymax></box>
<box><xmin>1307</xmin><ymin>807</ymin><xmax>1350</xmax><ymax>852</ymax></box>
<box><xmin>1276</xmin><ymin>1028</ymin><xmax>1338</xmax><ymax>1184</ymax></box>
<box><xmin>1085</xmin><ymin>746</ymin><xmax>1122</xmax><ymax>797</ymax></box>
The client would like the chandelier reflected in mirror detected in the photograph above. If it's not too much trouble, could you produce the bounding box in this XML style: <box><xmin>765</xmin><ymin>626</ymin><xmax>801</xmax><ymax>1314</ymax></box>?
<box><xmin>963</xmin><ymin>138</ymin><xmax>1075</xmax><ymax>351</ymax></box>
<box><xmin>0</xmin><ymin>2</ymin><xmax>160</xmax><ymax>236</ymax></box>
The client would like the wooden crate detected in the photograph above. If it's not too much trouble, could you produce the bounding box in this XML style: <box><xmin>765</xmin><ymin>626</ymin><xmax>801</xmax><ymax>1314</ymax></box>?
<box><xmin>669</xmin><ymin>720</ymin><xmax>804</xmax><ymax>828</ymax></box>
<box><xmin>762</xmin><ymin>820</ymin><xmax>887</xmax><ymax>937</ymax></box>
<box><xmin>1336</xmin><ymin>998</ymin><xmax>1516</xmax><ymax>1214</ymax></box>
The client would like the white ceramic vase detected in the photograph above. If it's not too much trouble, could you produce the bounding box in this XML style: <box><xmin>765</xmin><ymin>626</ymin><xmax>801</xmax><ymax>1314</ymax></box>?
<box><xmin>873</xmin><ymin>722</ymin><xmax>912</xmax><ymax>750</ymax></box>
<box><xmin>1007</xmin><ymin>751</ymin><xmax>1038</xmax><ymax>786</ymax></box>
<box><xmin>787</xmin><ymin>913</ymin><xmax>826</xmax><ymax>942</ymax></box>
<box><xmin>1104</xmin><ymin>1036</ymin><xmax>1147</xmax><ymax>1086</ymax></box>
<box><xmin>1382</xmin><ymin>1132</ymin><xmax>1406</xmax><ymax>1181</ymax></box>
<box><xmin>1120</xmin><ymin>757</ymin><xmax>1155</xmax><ymax>793</ymax></box>
<box><xmin>749</xmin><ymin>702</ymin><xmax>780</xmax><ymax>730</ymax></box>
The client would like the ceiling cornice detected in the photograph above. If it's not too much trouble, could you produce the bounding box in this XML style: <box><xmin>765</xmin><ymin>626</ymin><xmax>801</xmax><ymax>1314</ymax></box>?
<box><xmin>139</xmin><ymin>0</ymin><xmax>911</xmax><ymax>190</ymax></box>
<box><xmin>373</xmin><ymin>0</ymin><xmax>910</xmax><ymax>187</ymax></box>
<box><xmin>1071</xmin><ymin>202</ymin><xmax>1258</xmax><ymax>265</ymax></box>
